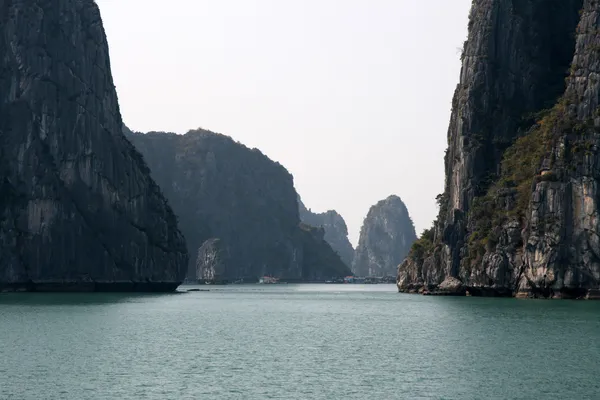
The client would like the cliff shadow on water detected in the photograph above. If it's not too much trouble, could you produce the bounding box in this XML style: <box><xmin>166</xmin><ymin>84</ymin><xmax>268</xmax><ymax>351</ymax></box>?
<box><xmin>0</xmin><ymin>291</ymin><xmax>187</xmax><ymax>306</ymax></box>
<box><xmin>397</xmin><ymin>0</ymin><xmax>600</xmax><ymax>299</ymax></box>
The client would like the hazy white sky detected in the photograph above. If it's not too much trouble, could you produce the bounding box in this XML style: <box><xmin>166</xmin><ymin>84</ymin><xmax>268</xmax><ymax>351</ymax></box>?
<box><xmin>96</xmin><ymin>0</ymin><xmax>471</xmax><ymax>246</ymax></box>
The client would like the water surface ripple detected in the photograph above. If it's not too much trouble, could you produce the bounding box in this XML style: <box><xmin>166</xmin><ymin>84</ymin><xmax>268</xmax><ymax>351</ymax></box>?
<box><xmin>1</xmin><ymin>284</ymin><xmax>599</xmax><ymax>399</ymax></box>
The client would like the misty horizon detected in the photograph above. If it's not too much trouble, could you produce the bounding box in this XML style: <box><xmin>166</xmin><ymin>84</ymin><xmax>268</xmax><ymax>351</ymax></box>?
<box><xmin>96</xmin><ymin>0</ymin><xmax>471</xmax><ymax>246</ymax></box>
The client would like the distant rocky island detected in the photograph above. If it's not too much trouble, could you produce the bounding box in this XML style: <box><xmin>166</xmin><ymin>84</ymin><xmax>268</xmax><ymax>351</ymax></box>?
<box><xmin>126</xmin><ymin>129</ymin><xmax>351</xmax><ymax>283</ymax></box>
<box><xmin>298</xmin><ymin>197</ymin><xmax>355</xmax><ymax>268</ymax></box>
<box><xmin>353</xmin><ymin>196</ymin><xmax>416</xmax><ymax>277</ymax></box>
<box><xmin>0</xmin><ymin>0</ymin><xmax>350</xmax><ymax>292</ymax></box>
<box><xmin>398</xmin><ymin>0</ymin><xmax>600</xmax><ymax>299</ymax></box>
<box><xmin>0</xmin><ymin>0</ymin><xmax>188</xmax><ymax>291</ymax></box>
<box><xmin>9</xmin><ymin>0</ymin><xmax>600</xmax><ymax>298</ymax></box>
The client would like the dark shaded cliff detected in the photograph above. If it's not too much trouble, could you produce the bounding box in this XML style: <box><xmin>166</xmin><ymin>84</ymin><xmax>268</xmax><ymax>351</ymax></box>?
<box><xmin>298</xmin><ymin>196</ymin><xmax>354</xmax><ymax>268</ymax></box>
<box><xmin>298</xmin><ymin>224</ymin><xmax>351</xmax><ymax>281</ymax></box>
<box><xmin>398</xmin><ymin>0</ymin><xmax>600</xmax><ymax>299</ymax></box>
<box><xmin>353</xmin><ymin>196</ymin><xmax>416</xmax><ymax>276</ymax></box>
<box><xmin>126</xmin><ymin>129</ymin><xmax>351</xmax><ymax>282</ymax></box>
<box><xmin>0</xmin><ymin>0</ymin><xmax>188</xmax><ymax>291</ymax></box>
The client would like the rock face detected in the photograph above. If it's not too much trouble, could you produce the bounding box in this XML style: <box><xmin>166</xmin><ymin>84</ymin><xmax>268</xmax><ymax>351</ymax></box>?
<box><xmin>126</xmin><ymin>129</ymin><xmax>351</xmax><ymax>282</ymax></box>
<box><xmin>353</xmin><ymin>196</ymin><xmax>416</xmax><ymax>276</ymax></box>
<box><xmin>0</xmin><ymin>0</ymin><xmax>188</xmax><ymax>291</ymax></box>
<box><xmin>298</xmin><ymin>196</ymin><xmax>354</xmax><ymax>268</ymax></box>
<box><xmin>398</xmin><ymin>0</ymin><xmax>600</xmax><ymax>299</ymax></box>
<box><xmin>298</xmin><ymin>224</ymin><xmax>351</xmax><ymax>281</ymax></box>
<box><xmin>196</xmin><ymin>238</ymin><xmax>229</xmax><ymax>283</ymax></box>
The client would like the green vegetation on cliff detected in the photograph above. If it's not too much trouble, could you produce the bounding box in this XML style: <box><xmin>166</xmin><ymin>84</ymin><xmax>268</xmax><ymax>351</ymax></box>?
<box><xmin>408</xmin><ymin>228</ymin><xmax>434</xmax><ymax>264</ymax></box>
<box><xmin>406</xmin><ymin>97</ymin><xmax>576</xmax><ymax>266</ymax></box>
<box><xmin>466</xmin><ymin>98</ymin><xmax>575</xmax><ymax>261</ymax></box>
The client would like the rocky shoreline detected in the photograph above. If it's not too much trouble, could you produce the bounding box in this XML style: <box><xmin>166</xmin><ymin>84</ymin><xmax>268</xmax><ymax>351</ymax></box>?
<box><xmin>398</xmin><ymin>278</ymin><xmax>600</xmax><ymax>299</ymax></box>
<box><xmin>396</xmin><ymin>0</ymin><xmax>600</xmax><ymax>299</ymax></box>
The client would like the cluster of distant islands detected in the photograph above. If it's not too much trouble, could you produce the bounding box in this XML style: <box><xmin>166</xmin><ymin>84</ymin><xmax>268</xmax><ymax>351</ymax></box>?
<box><xmin>0</xmin><ymin>0</ymin><xmax>417</xmax><ymax>293</ymax></box>
<box><xmin>4</xmin><ymin>0</ymin><xmax>600</xmax><ymax>300</ymax></box>
<box><xmin>126</xmin><ymin>128</ymin><xmax>418</xmax><ymax>287</ymax></box>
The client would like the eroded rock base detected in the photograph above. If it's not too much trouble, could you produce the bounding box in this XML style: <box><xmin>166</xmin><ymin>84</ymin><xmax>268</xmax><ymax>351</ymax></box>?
<box><xmin>399</xmin><ymin>283</ymin><xmax>600</xmax><ymax>299</ymax></box>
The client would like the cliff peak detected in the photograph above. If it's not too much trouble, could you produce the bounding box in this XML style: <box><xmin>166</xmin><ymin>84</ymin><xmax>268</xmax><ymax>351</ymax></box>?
<box><xmin>126</xmin><ymin>130</ymin><xmax>351</xmax><ymax>282</ymax></box>
<box><xmin>298</xmin><ymin>196</ymin><xmax>354</xmax><ymax>268</ymax></box>
<box><xmin>353</xmin><ymin>195</ymin><xmax>416</xmax><ymax>277</ymax></box>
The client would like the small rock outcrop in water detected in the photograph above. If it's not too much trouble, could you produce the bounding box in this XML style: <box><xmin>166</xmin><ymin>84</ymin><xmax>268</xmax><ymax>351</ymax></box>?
<box><xmin>298</xmin><ymin>196</ymin><xmax>354</xmax><ymax>268</ymax></box>
<box><xmin>126</xmin><ymin>129</ymin><xmax>351</xmax><ymax>282</ymax></box>
<box><xmin>196</xmin><ymin>238</ymin><xmax>229</xmax><ymax>283</ymax></box>
<box><xmin>398</xmin><ymin>0</ymin><xmax>600</xmax><ymax>299</ymax></box>
<box><xmin>0</xmin><ymin>0</ymin><xmax>188</xmax><ymax>291</ymax></box>
<box><xmin>353</xmin><ymin>196</ymin><xmax>417</xmax><ymax>276</ymax></box>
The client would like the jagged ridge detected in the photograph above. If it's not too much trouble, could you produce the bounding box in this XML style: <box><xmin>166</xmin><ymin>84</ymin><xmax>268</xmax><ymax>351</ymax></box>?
<box><xmin>126</xmin><ymin>129</ymin><xmax>351</xmax><ymax>282</ymax></box>
<box><xmin>298</xmin><ymin>196</ymin><xmax>355</xmax><ymax>268</ymax></box>
<box><xmin>397</xmin><ymin>0</ymin><xmax>600</xmax><ymax>299</ymax></box>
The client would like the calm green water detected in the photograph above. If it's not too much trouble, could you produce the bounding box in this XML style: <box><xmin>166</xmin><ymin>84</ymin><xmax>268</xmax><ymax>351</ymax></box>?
<box><xmin>1</xmin><ymin>284</ymin><xmax>600</xmax><ymax>399</ymax></box>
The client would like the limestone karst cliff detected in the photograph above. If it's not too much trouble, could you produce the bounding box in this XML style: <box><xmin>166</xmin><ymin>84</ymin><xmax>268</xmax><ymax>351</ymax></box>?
<box><xmin>126</xmin><ymin>129</ymin><xmax>351</xmax><ymax>282</ymax></box>
<box><xmin>0</xmin><ymin>0</ymin><xmax>188</xmax><ymax>291</ymax></box>
<box><xmin>353</xmin><ymin>196</ymin><xmax>416</xmax><ymax>276</ymax></box>
<box><xmin>398</xmin><ymin>0</ymin><xmax>600</xmax><ymax>299</ymax></box>
<box><xmin>298</xmin><ymin>196</ymin><xmax>355</xmax><ymax>268</ymax></box>
<box><xmin>298</xmin><ymin>223</ymin><xmax>351</xmax><ymax>281</ymax></box>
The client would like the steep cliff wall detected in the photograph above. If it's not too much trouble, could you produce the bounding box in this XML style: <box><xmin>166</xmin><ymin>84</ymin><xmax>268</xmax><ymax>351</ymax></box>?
<box><xmin>398</xmin><ymin>0</ymin><xmax>600</xmax><ymax>299</ymax></box>
<box><xmin>126</xmin><ymin>129</ymin><xmax>351</xmax><ymax>282</ymax></box>
<box><xmin>353</xmin><ymin>196</ymin><xmax>416</xmax><ymax>276</ymax></box>
<box><xmin>517</xmin><ymin>0</ymin><xmax>600</xmax><ymax>299</ymax></box>
<box><xmin>0</xmin><ymin>0</ymin><xmax>188</xmax><ymax>291</ymax></box>
<box><xmin>298</xmin><ymin>224</ymin><xmax>351</xmax><ymax>281</ymax></box>
<box><xmin>298</xmin><ymin>197</ymin><xmax>354</xmax><ymax>268</ymax></box>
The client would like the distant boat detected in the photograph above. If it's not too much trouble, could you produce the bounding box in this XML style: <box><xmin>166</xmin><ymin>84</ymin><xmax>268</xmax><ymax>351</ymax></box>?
<box><xmin>258</xmin><ymin>276</ymin><xmax>279</xmax><ymax>284</ymax></box>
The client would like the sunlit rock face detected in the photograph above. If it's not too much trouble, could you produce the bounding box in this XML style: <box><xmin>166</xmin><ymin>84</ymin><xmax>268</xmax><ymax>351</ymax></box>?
<box><xmin>353</xmin><ymin>196</ymin><xmax>416</xmax><ymax>277</ymax></box>
<box><xmin>0</xmin><ymin>0</ymin><xmax>189</xmax><ymax>291</ymax></box>
<box><xmin>399</xmin><ymin>0</ymin><xmax>600</xmax><ymax>299</ymax></box>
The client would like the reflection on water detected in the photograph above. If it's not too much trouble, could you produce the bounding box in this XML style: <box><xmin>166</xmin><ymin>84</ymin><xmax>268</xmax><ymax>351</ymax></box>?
<box><xmin>182</xmin><ymin>283</ymin><xmax>399</xmax><ymax>294</ymax></box>
<box><xmin>1</xmin><ymin>284</ymin><xmax>599</xmax><ymax>399</ymax></box>
<box><xmin>0</xmin><ymin>291</ymin><xmax>187</xmax><ymax>306</ymax></box>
